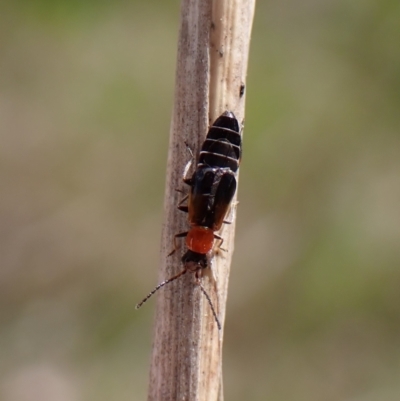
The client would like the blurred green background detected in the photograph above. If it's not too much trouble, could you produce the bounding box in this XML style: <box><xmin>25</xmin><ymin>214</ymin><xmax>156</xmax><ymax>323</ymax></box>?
<box><xmin>1</xmin><ymin>1</ymin><xmax>400</xmax><ymax>400</ymax></box>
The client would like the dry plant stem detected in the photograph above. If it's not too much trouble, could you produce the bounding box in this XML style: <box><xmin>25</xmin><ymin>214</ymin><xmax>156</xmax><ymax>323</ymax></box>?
<box><xmin>147</xmin><ymin>0</ymin><xmax>255</xmax><ymax>400</ymax></box>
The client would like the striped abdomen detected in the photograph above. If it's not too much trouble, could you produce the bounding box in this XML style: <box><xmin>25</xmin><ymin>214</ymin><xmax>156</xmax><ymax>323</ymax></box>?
<box><xmin>198</xmin><ymin>111</ymin><xmax>242</xmax><ymax>172</ymax></box>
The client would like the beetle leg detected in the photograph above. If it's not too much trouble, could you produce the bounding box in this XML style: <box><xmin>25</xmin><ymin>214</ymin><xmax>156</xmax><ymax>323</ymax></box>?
<box><xmin>177</xmin><ymin>194</ymin><xmax>189</xmax><ymax>213</ymax></box>
<box><xmin>222</xmin><ymin>201</ymin><xmax>239</xmax><ymax>224</ymax></box>
<box><xmin>168</xmin><ymin>231</ymin><xmax>189</xmax><ymax>256</ymax></box>
<box><xmin>213</xmin><ymin>233</ymin><xmax>227</xmax><ymax>252</ymax></box>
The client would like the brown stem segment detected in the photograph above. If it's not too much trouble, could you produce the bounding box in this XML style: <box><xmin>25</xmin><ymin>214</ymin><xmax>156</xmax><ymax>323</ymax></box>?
<box><xmin>147</xmin><ymin>0</ymin><xmax>255</xmax><ymax>400</ymax></box>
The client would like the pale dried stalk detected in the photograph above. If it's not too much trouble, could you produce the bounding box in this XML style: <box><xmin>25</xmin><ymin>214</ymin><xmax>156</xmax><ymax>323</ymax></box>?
<box><xmin>147</xmin><ymin>0</ymin><xmax>255</xmax><ymax>400</ymax></box>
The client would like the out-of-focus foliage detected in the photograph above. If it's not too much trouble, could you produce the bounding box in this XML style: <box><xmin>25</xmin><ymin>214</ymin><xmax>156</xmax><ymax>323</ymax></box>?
<box><xmin>1</xmin><ymin>1</ymin><xmax>399</xmax><ymax>400</ymax></box>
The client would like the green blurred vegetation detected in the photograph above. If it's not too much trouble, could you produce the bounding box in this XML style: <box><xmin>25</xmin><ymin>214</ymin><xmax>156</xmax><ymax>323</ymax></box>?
<box><xmin>1</xmin><ymin>1</ymin><xmax>399</xmax><ymax>400</ymax></box>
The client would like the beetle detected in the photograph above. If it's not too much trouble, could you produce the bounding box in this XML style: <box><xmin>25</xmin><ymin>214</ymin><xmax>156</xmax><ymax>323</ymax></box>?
<box><xmin>136</xmin><ymin>111</ymin><xmax>242</xmax><ymax>330</ymax></box>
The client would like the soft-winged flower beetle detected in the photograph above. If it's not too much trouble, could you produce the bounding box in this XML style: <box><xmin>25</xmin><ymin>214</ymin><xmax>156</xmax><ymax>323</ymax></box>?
<box><xmin>136</xmin><ymin>111</ymin><xmax>242</xmax><ymax>330</ymax></box>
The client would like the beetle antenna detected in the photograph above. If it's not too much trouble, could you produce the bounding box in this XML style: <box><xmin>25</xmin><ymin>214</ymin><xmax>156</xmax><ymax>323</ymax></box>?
<box><xmin>136</xmin><ymin>269</ymin><xmax>188</xmax><ymax>309</ymax></box>
<box><xmin>196</xmin><ymin>279</ymin><xmax>221</xmax><ymax>330</ymax></box>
